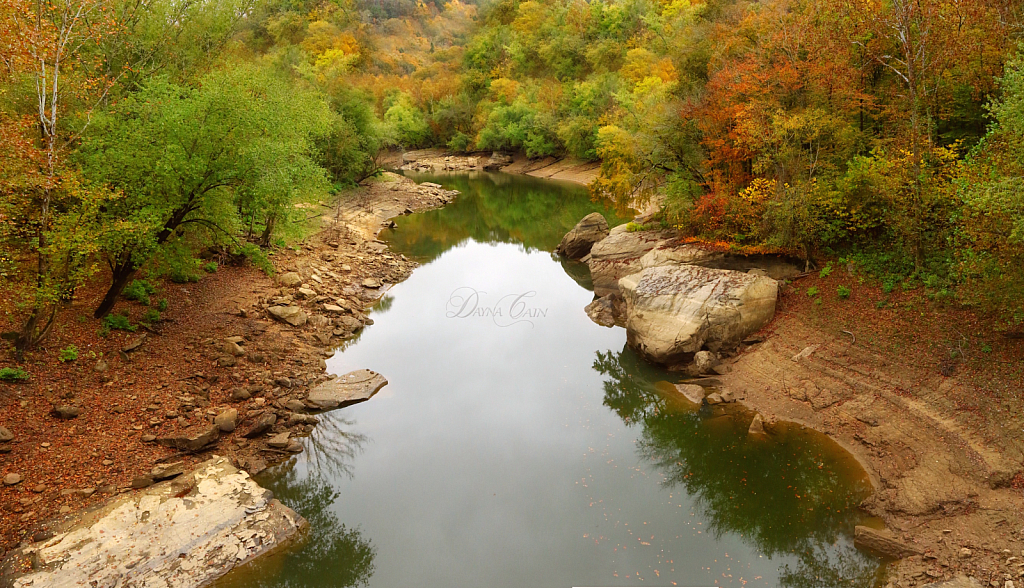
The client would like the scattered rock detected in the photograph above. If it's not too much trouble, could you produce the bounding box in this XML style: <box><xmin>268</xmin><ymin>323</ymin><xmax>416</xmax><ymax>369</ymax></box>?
<box><xmin>323</xmin><ymin>304</ymin><xmax>344</xmax><ymax>313</ymax></box>
<box><xmin>853</xmin><ymin>525</ymin><xmax>923</xmax><ymax>559</ymax></box>
<box><xmin>278</xmin><ymin>272</ymin><xmax>302</xmax><ymax>287</ymax></box>
<box><xmin>0</xmin><ymin>426</ymin><xmax>12</xmax><ymax>442</ymax></box>
<box><xmin>52</xmin><ymin>405</ymin><xmax>81</xmax><ymax>420</ymax></box>
<box><xmin>267</xmin><ymin>432</ymin><xmax>291</xmax><ymax>449</ymax></box>
<box><xmin>230</xmin><ymin>387</ymin><xmax>252</xmax><ymax>401</ymax></box>
<box><xmin>673</xmin><ymin>383</ymin><xmax>706</xmax><ymax>404</ymax></box>
<box><xmin>268</xmin><ymin>305</ymin><xmax>308</xmax><ymax>327</ymax></box>
<box><xmin>224</xmin><ymin>336</ymin><xmax>244</xmax><ymax>344</ymax></box>
<box><xmin>217</xmin><ymin>356</ymin><xmax>237</xmax><ymax>368</ymax></box>
<box><xmin>307</xmin><ymin>369</ymin><xmax>388</xmax><ymax>410</ymax></box>
<box><xmin>242</xmin><ymin>412</ymin><xmax>277</xmax><ymax>438</ymax></box>
<box><xmin>31</xmin><ymin>484</ymin><xmax>45</xmax><ymax>493</ymax></box>
<box><xmin>94</xmin><ymin>359</ymin><xmax>108</xmax><ymax>372</ymax></box>
<box><xmin>155</xmin><ymin>425</ymin><xmax>219</xmax><ymax>451</ymax></box>
<box><xmin>121</xmin><ymin>334</ymin><xmax>147</xmax><ymax>353</ymax></box>
<box><xmin>4</xmin><ymin>473</ymin><xmax>22</xmax><ymax>486</ymax></box>
<box><xmin>959</xmin><ymin>547</ymin><xmax>973</xmax><ymax>558</ymax></box>
<box><xmin>557</xmin><ymin>213</ymin><xmax>610</xmax><ymax>259</ymax></box>
<box><xmin>297</xmin><ymin>287</ymin><xmax>317</xmax><ymax>299</ymax></box>
<box><xmin>921</xmin><ymin>576</ymin><xmax>983</xmax><ymax>588</ymax></box>
<box><xmin>284</xmin><ymin>399</ymin><xmax>306</xmax><ymax>412</ymax></box>
<box><xmin>748</xmin><ymin>413</ymin><xmax>766</xmax><ymax>435</ymax></box>
<box><xmin>705</xmin><ymin>393</ymin><xmax>724</xmax><ymax>405</ymax></box>
<box><xmin>285</xmin><ymin>413</ymin><xmax>318</xmax><ymax>426</ymax></box>
<box><xmin>214</xmin><ymin>408</ymin><xmax>238</xmax><ymax>433</ymax></box>
<box><xmin>361</xmin><ymin>278</ymin><xmax>381</xmax><ymax>289</ymax></box>
<box><xmin>150</xmin><ymin>462</ymin><xmax>185</xmax><ymax>481</ymax></box>
<box><xmin>130</xmin><ymin>476</ymin><xmax>154</xmax><ymax>489</ymax></box>
<box><xmin>694</xmin><ymin>350</ymin><xmax>716</xmax><ymax>374</ymax></box>
<box><xmin>222</xmin><ymin>340</ymin><xmax>245</xmax><ymax>357</ymax></box>
<box><xmin>140</xmin><ymin>434</ymin><xmax>157</xmax><ymax>443</ymax></box>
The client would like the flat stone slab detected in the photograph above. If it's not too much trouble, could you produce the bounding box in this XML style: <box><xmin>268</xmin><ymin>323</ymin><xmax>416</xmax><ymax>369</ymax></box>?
<box><xmin>1</xmin><ymin>457</ymin><xmax>306</xmax><ymax>588</ymax></box>
<box><xmin>307</xmin><ymin>369</ymin><xmax>388</xmax><ymax>410</ymax></box>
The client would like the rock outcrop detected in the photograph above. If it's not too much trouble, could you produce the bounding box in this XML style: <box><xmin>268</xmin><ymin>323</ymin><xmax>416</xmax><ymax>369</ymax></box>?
<box><xmin>619</xmin><ymin>264</ymin><xmax>778</xmax><ymax>367</ymax></box>
<box><xmin>586</xmin><ymin>226</ymin><xmax>673</xmax><ymax>296</ymax></box>
<box><xmin>557</xmin><ymin>213</ymin><xmax>610</xmax><ymax>259</ymax></box>
<box><xmin>0</xmin><ymin>458</ymin><xmax>306</xmax><ymax>588</ymax></box>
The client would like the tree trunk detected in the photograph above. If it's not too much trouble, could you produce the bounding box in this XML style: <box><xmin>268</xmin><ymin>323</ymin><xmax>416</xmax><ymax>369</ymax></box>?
<box><xmin>93</xmin><ymin>260</ymin><xmax>138</xmax><ymax>319</ymax></box>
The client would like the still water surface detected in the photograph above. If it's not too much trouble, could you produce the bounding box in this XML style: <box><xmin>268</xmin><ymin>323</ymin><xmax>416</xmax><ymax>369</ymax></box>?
<box><xmin>217</xmin><ymin>173</ymin><xmax>882</xmax><ymax>588</ymax></box>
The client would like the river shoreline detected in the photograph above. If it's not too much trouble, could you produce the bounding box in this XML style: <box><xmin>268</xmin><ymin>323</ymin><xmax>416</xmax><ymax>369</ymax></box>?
<box><xmin>2</xmin><ymin>160</ymin><xmax>1021</xmax><ymax>587</ymax></box>
<box><xmin>376</xmin><ymin>151</ymin><xmax>1024</xmax><ymax>586</ymax></box>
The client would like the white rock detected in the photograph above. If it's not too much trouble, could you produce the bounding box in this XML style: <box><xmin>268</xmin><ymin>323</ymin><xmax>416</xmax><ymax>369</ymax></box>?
<box><xmin>619</xmin><ymin>265</ymin><xmax>778</xmax><ymax>367</ymax></box>
<box><xmin>1</xmin><ymin>458</ymin><xmax>304</xmax><ymax>588</ymax></box>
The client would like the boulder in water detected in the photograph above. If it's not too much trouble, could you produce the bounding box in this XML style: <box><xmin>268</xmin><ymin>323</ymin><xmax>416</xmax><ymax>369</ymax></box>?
<box><xmin>619</xmin><ymin>264</ymin><xmax>778</xmax><ymax>367</ymax></box>
<box><xmin>557</xmin><ymin>213</ymin><xmax>609</xmax><ymax>259</ymax></box>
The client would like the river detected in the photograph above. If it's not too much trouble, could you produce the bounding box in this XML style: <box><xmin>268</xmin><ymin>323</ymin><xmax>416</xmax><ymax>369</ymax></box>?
<box><xmin>216</xmin><ymin>172</ymin><xmax>883</xmax><ymax>588</ymax></box>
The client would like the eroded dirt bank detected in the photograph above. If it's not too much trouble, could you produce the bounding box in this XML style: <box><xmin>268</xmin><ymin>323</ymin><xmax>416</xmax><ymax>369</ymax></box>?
<box><xmin>716</xmin><ymin>284</ymin><xmax>1024</xmax><ymax>588</ymax></box>
<box><xmin>0</xmin><ymin>173</ymin><xmax>453</xmax><ymax>555</ymax></box>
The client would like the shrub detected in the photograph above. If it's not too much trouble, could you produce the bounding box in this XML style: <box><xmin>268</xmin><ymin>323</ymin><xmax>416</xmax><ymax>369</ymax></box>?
<box><xmin>124</xmin><ymin>279</ymin><xmax>157</xmax><ymax>305</ymax></box>
<box><xmin>101</xmin><ymin>313</ymin><xmax>136</xmax><ymax>336</ymax></box>
<box><xmin>837</xmin><ymin>285</ymin><xmax>852</xmax><ymax>299</ymax></box>
<box><xmin>0</xmin><ymin>367</ymin><xmax>29</xmax><ymax>381</ymax></box>
<box><xmin>819</xmin><ymin>262</ymin><xmax>833</xmax><ymax>278</ymax></box>
<box><xmin>807</xmin><ymin>286</ymin><xmax>819</xmax><ymax>297</ymax></box>
<box><xmin>156</xmin><ymin>298</ymin><xmax>168</xmax><ymax>311</ymax></box>
<box><xmin>203</xmin><ymin>261</ymin><xmax>218</xmax><ymax>273</ymax></box>
<box><xmin>141</xmin><ymin>309</ymin><xmax>161</xmax><ymax>324</ymax></box>
<box><xmin>58</xmin><ymin>345</ymin><xmax>79</xmax><ymax>362</ymax></box>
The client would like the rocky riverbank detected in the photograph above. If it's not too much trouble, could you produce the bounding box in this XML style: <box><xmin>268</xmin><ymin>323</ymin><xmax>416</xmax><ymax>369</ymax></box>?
<box><xmin>563</xmin><ymin>212</ymin><xmax>1024</xmax><ymax>588</ymax></box>
<box><xmin>0</xmin><ymin>173</ymin><xmax>458</xmax><ymax>578</ymax></box>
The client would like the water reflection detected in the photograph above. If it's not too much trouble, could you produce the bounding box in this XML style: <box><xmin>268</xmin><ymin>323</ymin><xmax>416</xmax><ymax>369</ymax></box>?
<box><xmin>223</xmin><ymin>172</ymin><xmax>883</xmax><ymax>587</ymax></box>
<box><xmin>594</xmin><ymin>346</ymin><xmax>883</xmax><ymax>587</ymax></box>
<box><xmin>216</xmin><ymin>462</ymin><xmax>376</xmax><ymax>588</ymax></box>
<box><xmin>385</xmin><ymin>172</ymin><xmax>631</xmax><ymax>262</ymax></box>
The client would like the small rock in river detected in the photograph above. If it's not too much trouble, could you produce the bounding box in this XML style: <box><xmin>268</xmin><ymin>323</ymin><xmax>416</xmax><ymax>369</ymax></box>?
<box><xmin>748</xmin><ymin>414</ymin><xmax>766</xmax><ymax>435</ymax></box>
<box><xmin>705</xmin><ymin>393</ymin><xmax>724</xmax><ymax>405</ymax></box>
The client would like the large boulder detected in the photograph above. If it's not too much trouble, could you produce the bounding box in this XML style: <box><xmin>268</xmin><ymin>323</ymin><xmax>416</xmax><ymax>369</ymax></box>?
<box><xmin>557</xmin><ymin>213</ymin><xmax>610</xmax><ymax>259</ymax></box>
<box><xmin>619</xmin><ymin>264</ymin><xmax>778</xmax><ymax>367</ymax></box>
<box><xmin>307</xmin><ymin>369</ymin><xmax>388</xmax><ymax>410</ymax></box>
<box><xmin>587</xmin><ymin>228</ymin><xmax>673</xmax><ymax>296</ymax></box>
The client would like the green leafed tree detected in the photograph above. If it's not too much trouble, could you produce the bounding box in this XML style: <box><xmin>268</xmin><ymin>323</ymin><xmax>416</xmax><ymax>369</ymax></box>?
<box><xmin>77</xmin><ymin>64</ymin><xmax>332</xmax><ymax>318</ymax></box>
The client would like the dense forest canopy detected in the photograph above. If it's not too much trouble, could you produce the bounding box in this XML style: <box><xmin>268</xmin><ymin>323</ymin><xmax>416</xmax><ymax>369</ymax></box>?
<box><xmin>1</xmin><ymin>0</ymin><xmax>1023</xmax><ymax>351</ymax></box>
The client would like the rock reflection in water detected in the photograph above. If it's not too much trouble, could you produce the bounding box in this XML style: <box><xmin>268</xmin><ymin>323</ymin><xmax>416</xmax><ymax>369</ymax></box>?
<box><xmin>594</xmin><ymin>346</ymin><xmax>884</xmax><ymax>588</ymax></box>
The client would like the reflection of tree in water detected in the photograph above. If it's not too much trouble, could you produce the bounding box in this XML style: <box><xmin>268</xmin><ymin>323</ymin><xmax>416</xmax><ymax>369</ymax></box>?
<box><xmin>593</xmin><ymin>346</ymin><xmax>884</xmax><ymax>588</ymax></box>
<box><xmin>373</xmin><ymin>293</ymin><xmax>394</xmax><ymax>313</ymax></box>
<box><xmin>302</xmin><ymin>414</ymin><xmax>369</xmax><ymax>481</ymax></box>
<box><xmin>386</xmin><ymin>173</ymin><xmax>631</xmax><ymax>262</ymax></box>
<box><xmin>251</xmin><ymin>461</ymin><xmax>376</xmax><ymax>588</ymax></box>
